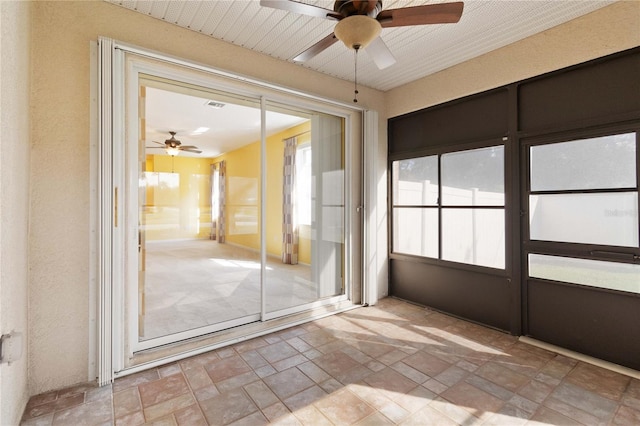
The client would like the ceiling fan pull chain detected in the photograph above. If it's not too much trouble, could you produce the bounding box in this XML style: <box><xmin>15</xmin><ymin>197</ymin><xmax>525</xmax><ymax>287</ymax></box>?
<box><xmin>353</xmin><ymin>46</ymin><xmax>359</xmax><ymax>103</ymax></box>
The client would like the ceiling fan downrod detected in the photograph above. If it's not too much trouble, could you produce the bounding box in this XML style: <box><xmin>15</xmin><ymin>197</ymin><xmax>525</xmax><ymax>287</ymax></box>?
<box><xmin>353</xmin><ymin>45</ymin><xmax>360</xmax><ymax>103</ymax></box>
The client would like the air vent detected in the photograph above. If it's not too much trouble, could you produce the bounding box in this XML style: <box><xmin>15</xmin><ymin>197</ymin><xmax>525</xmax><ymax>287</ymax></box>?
<box><xmin>205</xmin><ymin>100</ymin><xmax>226</xmax><ymax>109</ymax></box>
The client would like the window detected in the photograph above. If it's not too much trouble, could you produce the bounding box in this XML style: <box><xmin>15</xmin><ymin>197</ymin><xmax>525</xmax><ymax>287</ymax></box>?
<box><xmin>392</xmin><ymin>156</ymin><xmax>438</xmax><ymax>257</ymax></box>
<box><xmin>392</xmin><ymin>145</ymin><xmax>505</xmax><ymax>269</ymax></box>
<box><xmin>526</xmin><ymin>132</ymin><xmax>640</xmax><ymax>294</ymax></box>
<box><xmin>296</xmin><ymin>143</ymin><xmax>312</xmax><ymax>226</ymax></box>
<box><xmin>529</xmin><ymin>254</ymin><xmax>640</xmax><ymax>295</ymax></box>
<box><xmin>529</xmin><ymin>133</ymin><xmax>638</xmax><ymax>247</ymax></box>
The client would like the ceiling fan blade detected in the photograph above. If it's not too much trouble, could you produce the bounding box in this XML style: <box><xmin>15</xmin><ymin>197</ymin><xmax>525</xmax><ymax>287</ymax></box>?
<box><xmin>145</xmin><ymin>147</ymin><xmax>165</xmax><ymax>149</ymax></box>
<box><xmin>182</xmin><ymin>148</ymin><xmax>202</xmax><ymax>154</ymax></box>
<box><xmin>150</xmin><ymin>140</ymin><xmax>165</xmax><ymax>146</ymax></box>
<box><xmin>293</xmin><ymin>33</ymin><xmax>339</xmax><ymax>62</ymax></box>
<box><xmin>179</xmin><ymin>145</ymin><xmax>199</xmax><ymax>149</ymax></box>
<box><xmin>260</xmin><ymin>0</ymin><xmax>339</xmax><ymax>20</ymax></box>
<box><xmin>378</xmin><ymin>2</ymin><xmax>464</xmax><ymax>28</ymax></box>
<box><xmin>365</xmin><ymin>37</ymin><xmax>396</xmax><ymax>70</ymax></box>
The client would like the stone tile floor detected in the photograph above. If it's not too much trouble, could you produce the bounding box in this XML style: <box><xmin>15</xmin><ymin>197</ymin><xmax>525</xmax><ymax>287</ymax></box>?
<box><xmin>21</xmin><ymin>298</ymin><xmax>640</xmax><ymax>425</ymax></box>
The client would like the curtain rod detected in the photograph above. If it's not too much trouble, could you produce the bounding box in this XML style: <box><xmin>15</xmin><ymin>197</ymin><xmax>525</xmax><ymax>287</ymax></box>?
<box><xmin>286</xmin><ymin>130</ymin><xmax>310</xmax><ymax>140</ymax></box>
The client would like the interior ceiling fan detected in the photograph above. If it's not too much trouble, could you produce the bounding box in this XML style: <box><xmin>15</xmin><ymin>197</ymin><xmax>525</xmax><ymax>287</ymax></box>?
<box><xmin>147</xmin><ymin>131</ymin><xmax>202</xmax><ymax>156</ymax></box>
<box><xmin>260</xmin><ymin>0</ymin><xmax>464</xmax><ymax>70</ymax></box>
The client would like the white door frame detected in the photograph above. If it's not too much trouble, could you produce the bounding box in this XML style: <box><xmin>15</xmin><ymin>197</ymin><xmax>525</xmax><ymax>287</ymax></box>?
<box><xmin>96</xmin><ymin>37</ymin><xmax>378</xmax><ymax>385</ymax></box>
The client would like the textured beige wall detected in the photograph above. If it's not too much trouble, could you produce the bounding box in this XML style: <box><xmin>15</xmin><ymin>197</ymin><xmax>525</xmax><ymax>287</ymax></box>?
<box><xmin>386</xmin><ymin>1</ymin><xmax>640</xmax><ymax>118</ymax></box>
<box><xmin>29</xmin><ymin>0</ymin><xmax>385</xmax><ymax>394</ymax></box>
<box><xmin>1</xmin><ymin>1</ymin><xmax>31</xmax><ymax>423</ymax></box>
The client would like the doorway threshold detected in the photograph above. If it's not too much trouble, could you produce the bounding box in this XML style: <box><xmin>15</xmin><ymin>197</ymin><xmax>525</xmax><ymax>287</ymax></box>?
<box><xmin>117</xmin><ymin>300</ymin><xmax>361</xmax><ymax>378</ymax></box>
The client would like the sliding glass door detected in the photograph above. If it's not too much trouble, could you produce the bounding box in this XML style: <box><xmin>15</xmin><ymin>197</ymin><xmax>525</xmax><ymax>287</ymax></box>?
<box><xmin>125</xmin><ymin>63</ymin><xmax>353</xmax><ymax>355</ymax></box>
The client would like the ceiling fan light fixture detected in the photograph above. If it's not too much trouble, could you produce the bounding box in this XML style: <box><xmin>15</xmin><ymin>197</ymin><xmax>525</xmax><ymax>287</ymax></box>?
<box><xmin>166</xmin><ymin>147</ymin><xmax>180</xmax><ymax>156</ymax></box>
<box><xmin>334</xmin><ymin>15</ymin><xmax>381</xmax><ymax>50</ymax></box>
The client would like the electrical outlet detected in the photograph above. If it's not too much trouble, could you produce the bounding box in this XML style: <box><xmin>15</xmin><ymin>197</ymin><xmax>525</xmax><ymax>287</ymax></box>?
<box><xmin>0</xmin><ymin>331</ymin><xmax>23</xmax><ymax>365</ymax></box>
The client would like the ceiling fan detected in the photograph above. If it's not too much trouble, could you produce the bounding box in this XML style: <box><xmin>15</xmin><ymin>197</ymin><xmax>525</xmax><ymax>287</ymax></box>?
<box><xmin>260</xmin><ymin>0</ymin><xmax>464</xmax><ymax>70</ymax></box>
<box><xmin>147</xmin><ymin>131</ymin><xmax>202</xmax><ymax>156</ymax></box>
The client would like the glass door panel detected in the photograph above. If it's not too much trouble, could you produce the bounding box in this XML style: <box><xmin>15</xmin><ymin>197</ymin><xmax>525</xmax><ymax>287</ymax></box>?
<box><xmin>265</xmin><ymin>103</ymin><xmax>346</xmax><ymax>316</ymax></box>
<box><xmin>313</xmin><ymin>113</ymin><xmax>346</xmax><ymax>301</ymax></box>
<box><xmin>529</xmin><ymin>254</ymin><xmax>640</xmax><ymax>294</ymax></box>
<box><xmin>530</xmin><ymin>133</ymin><xmax>636</xmax><ymax>191</ymax></box>
<box><xmin>135</xmin><ymin>77</ymin><xmax>262</xmax><ymax>348</ymax></box>
<box><xmin>128</xmin><ymin>72</ymin><xmax>356</xmax><ymax>355</ymax></box>
<box><xmin>529</xmin><ymin>192</ymin><xmax>638</xmax><ymax>246</ymax></box>
<box><xmin>523</xmin><ymin>131</ymin><xmax>640</xmax><ymax>370</ymax></box>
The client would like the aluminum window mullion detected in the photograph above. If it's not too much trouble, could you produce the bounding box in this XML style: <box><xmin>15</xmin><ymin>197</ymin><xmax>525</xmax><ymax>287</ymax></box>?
<box><xmin>392</xmin><ymin>204</ymin><xmax>439</xmax><ymax>208</ymax></box>
<box><xmin>394</xmin><ymin>205</ymin><xmax>509</xmax><ymax>209</ymax></box>
<box><xmin>260</xmin><ymin>97</ymin><xmax>267</xmax><ymax>322</ymax></box>
<box><xmin>636</xmin><ymin>132</ymin><xmax>640</xmax><ymax>249</ymax></box>
<box><xmin>441</xmin><ymin>205</ymin><xmax>506</xmax><ymax>209</ymax></box>
<box><xmin>530</xmin><ymin>187</ymin><xmax>637</xmax><ymax>196</ymax></box>
<box><xmin>438</xmin><ymin>154</ymin><xmax>443</xmax><ymax>260</ymax></box>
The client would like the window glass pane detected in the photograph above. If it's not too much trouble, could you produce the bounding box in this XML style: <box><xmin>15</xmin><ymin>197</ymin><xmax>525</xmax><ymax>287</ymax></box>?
<box><xmin>529</xmin><ymin>254</ymin><xmax>640</xmax><ymax>294</ymax></box>
<box><xmin>441</xmin><ymin>146</ymin><xmax>504</xmax><ymax>206</ymax></box>
<box><xmin>296</xmin><ymin>144</ymin><xmax>312</xmax><ymax>226</ymax></box>
<box><xmin>392</xmin><ymin>156</ymin><xmax>438</xmax><ymax>205</ymax></box>
<box><xmin>530</xmin><ymin>133</ymin><xmax>636</xmax><ymax>191</ymax></box>
<box><xmin>393</xmin><ymin>207</ymin><xmax>438</xmax><ymax>257</ymax></box>
<box><xmin>530</xmin><ymin>192</ymin><xmax>639</xmax><ymax>247</ymax></box>
<box><xmin>442</xmin><ymin>209</ymin><xmax>505</xmax><ymax>269</ymax></box>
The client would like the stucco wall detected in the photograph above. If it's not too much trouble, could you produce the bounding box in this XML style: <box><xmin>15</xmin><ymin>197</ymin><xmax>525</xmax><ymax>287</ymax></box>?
<box><xmin>386</xmin><ymin>1</ymin><xmax>640</xmax><ymax>118</ymax></box>
<box><xmin>0</xmin><ymin>1</ymin><xmax>31</xmax><ymax>423</ymax></box>
<box><xmin>29</xmin><ymin>0</ymin><xmax>386</xmax><ymax>395</ymax></box>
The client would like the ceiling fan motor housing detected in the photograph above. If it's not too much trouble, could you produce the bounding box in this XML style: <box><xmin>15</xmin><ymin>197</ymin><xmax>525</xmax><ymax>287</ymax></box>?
<box><xmin>334</xmin><ymin>0</ymin><xmax>383</xmax><ymax>18</ymax></box>
<box><xmin>165</xmin><ymin>131</ymin><xmax>182</xmax><ymax>148</ymax></box>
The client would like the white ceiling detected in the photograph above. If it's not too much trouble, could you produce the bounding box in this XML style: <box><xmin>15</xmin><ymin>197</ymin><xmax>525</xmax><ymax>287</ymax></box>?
<box><xmin>107</xmin><ymin>0</ymin><xmax>615</xmax><ymax>91</ymax></box>
<box><xmin>112</xmin><ymin>0</ymin><xmax>615</xmax><ymax>158</ymax></box>
<box><xmin>145</xmin><ymin>87</ymin><xmax>308</xmax><ymax>157</ymax></box>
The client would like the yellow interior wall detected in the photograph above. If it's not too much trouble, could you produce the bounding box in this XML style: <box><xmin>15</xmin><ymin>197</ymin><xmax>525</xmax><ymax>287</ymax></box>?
<box><xmin>214</xmin><ymin>121</ymin><xmax>312</xmax><ymax>263</ymax></box>
<box><xmin>213</xmin><ymin>135</ymin><xmax>261</xmax><ymax>250</ymax></box>
<box><xmin>144</xmin><ymin>119</ymin><xmax>314</xmax><ymax>261</ymax></box>
<box><xmin>144</xmin><ymin>155</ymin><xmax>212</xmax><ymax>240</ymax></box>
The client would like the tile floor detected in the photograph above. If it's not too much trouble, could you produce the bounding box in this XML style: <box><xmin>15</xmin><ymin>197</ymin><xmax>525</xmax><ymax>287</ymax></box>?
<box><xmin>21</xmin><ymin>298</ymin><xmax>640</xmax><ymax>425</ymax></box>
